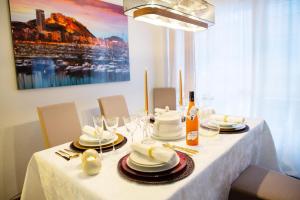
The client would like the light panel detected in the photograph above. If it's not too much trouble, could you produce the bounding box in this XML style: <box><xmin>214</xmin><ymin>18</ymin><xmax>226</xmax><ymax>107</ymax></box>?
<box><xmin>123</xmin><ymin>0</ymin><xmax>215</xmax><ymax>32</ymax></box>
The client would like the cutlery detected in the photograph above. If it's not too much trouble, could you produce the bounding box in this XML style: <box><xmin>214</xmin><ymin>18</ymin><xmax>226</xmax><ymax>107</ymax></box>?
<box><xmin>63</xmin><ymin>149</ymin><xmax>81</xmax><ymax>156</ymax></box>
<box><xmin>59</xmin><ymin>150</ymin><xmax>79</xmax><ymax>158</ymax></box>
<box><xmin>55</xmin><ymin>151</ymin><xmax>70</xmax><ymax>161</ymax></box>
<box><xmin>64</xmin><ymin>148</ymin><xmax>80</xmax><ymax>154</ymax></box>
<box><xmin>162</xmin><ymin>144</ymin><xmax>194</xmax><ymax>157</ymax></box>
<box><xmin>163</xmin><ymin>143</ymin><xmax>199</xmax><ymax>155</ymax></box>
<box><xmin>163</xmin><ymin>145</ymin><xmax>195</xmax><ymax>157</ymax></box>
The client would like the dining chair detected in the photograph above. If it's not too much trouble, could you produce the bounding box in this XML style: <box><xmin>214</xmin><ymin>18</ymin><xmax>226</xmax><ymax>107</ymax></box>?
<box><xmin>229</xmin><ymin>165</ymin><xmax>300</xmax><ymax>200</ymax></box>
<box><xmin>153</xmin><ymin>87</ymin><xmax>176</xmax><ymax>110</ymax></box>
<box><xmin>98</xmin><ymin>95</ymin><xmax>129</xmax><ymax>126</ymax></box>
<box><xmin>37</xmin><ymin>102</ymin><xmax>81</xmax><ymax>148</ymax></box>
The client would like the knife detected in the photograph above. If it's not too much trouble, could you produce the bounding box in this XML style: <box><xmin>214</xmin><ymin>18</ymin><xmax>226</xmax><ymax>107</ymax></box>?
<box><xmin>55</xmin><ymin>151</ymin><xmax>70</xmax><ymax>161</ymax></box>
<box><xmin>59</xmin><ymin>150</ymin><xmax>79</xmax><ymax>158</ymax></box>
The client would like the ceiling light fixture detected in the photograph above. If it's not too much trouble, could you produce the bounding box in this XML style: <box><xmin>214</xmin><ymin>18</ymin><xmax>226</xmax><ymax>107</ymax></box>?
<box><xmin>123</xmin><ymin>0</ymin><xmax>215</xmax><ymax>32</ymax></box>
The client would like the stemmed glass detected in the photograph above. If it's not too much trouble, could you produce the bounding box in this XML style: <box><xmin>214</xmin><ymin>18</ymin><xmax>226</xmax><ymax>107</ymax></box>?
<box><xmin>123</xmin><ymin>116</ymin><xmax>137</xmax><ymax>143</ymax></box>
<box><xmin>92</xmin><ymin>115</ymin><xmax>104</xmax><ymax>157</ymax></box>
<box><xmin>199</xmin><ymin>122</ymin><xmax>220</xmax><ymax>137</ymax></box>
<box><xmin>179</xmin><ymin>97</ymin><xmax>188</xmax><ymax>122</ymax></box>
<box><xmin>104</xmin><ymin>117</ymin><xmax>119</xmax><ymax>152</ymax></box>
<box><xmin>140</xmin><ymin>112</ymin><xmax>155</xmax><ymax>144</ymax></box>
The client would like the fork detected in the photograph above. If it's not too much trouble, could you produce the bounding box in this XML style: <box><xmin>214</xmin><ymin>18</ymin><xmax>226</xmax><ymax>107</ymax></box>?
<box><xmin>163</xmin><ymin>143</ymin><xmax>199</xmax><ymax>155</ymax></box>
<box><xmin>162</xmin><ymin>144</ymin><xmax>194</xmax><ymax>157</ymax></box>
<box><xmin>55</xmin><ymin>151</ymin><xmax>70</xmax><ymax>161</ymax></box>
<box><xmin>58</xmin><ymin>150</ymin><xmax>79</xmax><ymax>158</ymax></box>
<box><xmin>64</xmin><ymin>149</ymin><xmax>81</xmax><ymax>155</ymax></box>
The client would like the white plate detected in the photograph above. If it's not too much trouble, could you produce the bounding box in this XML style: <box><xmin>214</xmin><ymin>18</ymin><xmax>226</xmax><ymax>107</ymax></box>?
<box><xmin>79</xmin><ymin>133</ymin><xmax>118</xmax><ymax>147</ymax></box>
<box><xmin>129</xmin><ymin>151</ymin><xmax>165</xmax><ymax>167</ymax></box>
<box><xmin>211</xmin><ymin>120</ymin><xmax>240</xmax><ymax>127</ymax></box>
<box><xmin>151</xmin><ymin>130</ymin><xmax>185</xmax><ymax>141</ymax></box>
<box><xmin>126</xmin><ymin>154</ymin><xmax>180</xmax><ymax>173</ymax></box>
<box><xmin>203</xmin><ymin>121</ymin><xmax>246</xmax><ymax>130</ymax></box>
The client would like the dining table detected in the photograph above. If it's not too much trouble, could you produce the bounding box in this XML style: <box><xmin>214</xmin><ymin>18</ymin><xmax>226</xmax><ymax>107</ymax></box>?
<box><xmin>21</xmin><ymin>118</ymin><xmax>279</xmax><ymax>200</ymax></box>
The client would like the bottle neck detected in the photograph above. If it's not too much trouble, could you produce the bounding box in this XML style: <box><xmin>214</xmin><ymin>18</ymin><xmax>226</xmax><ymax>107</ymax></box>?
<box><xmin>188</xmin><ymin>100</ymin><xmax>195</xmax><ymax>112</ymax></box>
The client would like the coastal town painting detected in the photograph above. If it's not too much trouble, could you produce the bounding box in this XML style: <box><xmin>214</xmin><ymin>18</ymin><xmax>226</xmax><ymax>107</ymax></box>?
<box><xmin>8</xmin><ymin>0</ymin><xmax>130</xmax><ymax>90</ymax></box>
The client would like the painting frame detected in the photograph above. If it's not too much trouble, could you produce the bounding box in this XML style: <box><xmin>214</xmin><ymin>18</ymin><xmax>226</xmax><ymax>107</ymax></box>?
<box><xmin>8</xmin><ymin>0</ymin><xmax>130</xmax><ymax>90</ymax></box>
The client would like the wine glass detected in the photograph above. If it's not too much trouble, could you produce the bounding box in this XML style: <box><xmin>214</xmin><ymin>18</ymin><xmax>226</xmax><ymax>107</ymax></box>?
<box><xmin>140</xmin><ymin>112</ymin><xmax>155</xmax><ymax>144</ymax></box>
<box><xmin>123</xmin><ymin>116</ymin><xmax>137</xmax><ymax>143</ymax></box>
<box><xmin>104</xmin><ymin>117</ymin><xmax>119</xmax><ymax>152</ymax></box>
<box><xmin>134</xmin><ymin>110</ymin><xmax>146</xmax><ymax>140</ymax></box>
<box><xmin>199</xmin><ymin>120</ymin><xmax>220</xmax><ymax>137</ymax></box>
<box><xmin>92</xmin><ymin>115</ymin><xmax>104</xmax><ymax>157</ymax></box>
<box><xmin>198</xmin><ymin>94</ymin><xmax>215</xmax><ymax>121</ymax></box>
<box><xmin>179</xmin><ymin>97</ymin><xmax>188</xmax><ymax>123</ymax></box>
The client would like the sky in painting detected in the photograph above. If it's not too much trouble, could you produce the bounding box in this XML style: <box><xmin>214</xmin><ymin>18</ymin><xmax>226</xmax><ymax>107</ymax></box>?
<box><xmin>9</xmin><ymin>0</ymin><xmax>128</xmax><ymax>41</ymax></box>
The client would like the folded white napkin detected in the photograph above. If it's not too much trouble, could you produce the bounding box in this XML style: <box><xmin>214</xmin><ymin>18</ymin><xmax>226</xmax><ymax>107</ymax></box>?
<box><xmin>80</xmin><ymin>130</ymin><xmax>114</xmax><ymax>144</ymax></box>
<box><xmin>155</xmin><ymin>112</ymin><xmax>181</xmax><ymax>125</ymax></box>
<box><xmin>131</xmin><ymin>143</ymin><xmax>176</xmax><ymax>163</ymax></box>
<box><xmin>82</xmin><ymin>125</ymin><xmax>97</xmax><ymax>138</ymax></box>
<box><xmin>154</xmin><ymin>130</ymin><xmax>182</xmax><ymax>138</ymax></box>
<box><xmin>154</xmin><ymin>108</ymin><xmax>166</xmax><ymax>115</ymax></box>
<box><xmin>154</xmin><ymin>106</ymin><xmax>170</xmax><ymax>115</ymax></box>
<box><xmin>209</xmin><ymin>114</ymin><xmax>245</xmax><ymax>124</ymax></box>
<box><xmin>157</xmin><ymin>124</ymin><xmax>182</xmax><ymax>132</ymax></box>
<box><xmin>153</xmin><ymin>111</ymin><xmax>183</xmax><ymax>137</ymax></box>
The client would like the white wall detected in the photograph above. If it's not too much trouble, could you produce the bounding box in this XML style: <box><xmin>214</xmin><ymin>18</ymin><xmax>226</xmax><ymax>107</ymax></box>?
<box><xmin>0</xmin><ymin>0</ymin><xmax>167</xmax><ymax>199</ymax></box>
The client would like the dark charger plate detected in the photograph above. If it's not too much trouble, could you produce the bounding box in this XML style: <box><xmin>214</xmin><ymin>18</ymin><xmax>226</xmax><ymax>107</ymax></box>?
<box><xmin>118</xmin><ymin>151</ymin><xmax>195</xmax><ymax>184</ymax></box>
<box><xmin>219</xmin><ymin>125</ymin><xmax>250</xmax><ymax>134</ymax></box>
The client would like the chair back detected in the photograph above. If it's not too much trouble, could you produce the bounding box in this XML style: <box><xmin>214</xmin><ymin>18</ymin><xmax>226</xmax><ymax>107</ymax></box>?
<box><xmin>98</xmin><ymin>95</ymin><xmax>129</xmax><ymax>126</ymax></box>
<box><xmin>153</xmin><ymin>88</ymin><xmax>176</xmax><ymax>110</ymax></box>
<box><xmin>37</xmin><ymin>102</ymin><xmax>81</xmax><ymax>148</ymax></box>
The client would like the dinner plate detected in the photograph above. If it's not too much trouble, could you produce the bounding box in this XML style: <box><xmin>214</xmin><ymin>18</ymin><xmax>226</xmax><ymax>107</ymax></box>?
<box><xmin>209</xmin><ymin>121</ymin><xmax>244</xmax><ymax>129</ymax></box>
<box><xmin>151</xmin><ymin>130</ymin><xmax>185</xmax><ymax>141</ymax></box>
<box><xmin>118</xmin><ymin>151</ymin><xmax>194</xmax><ymax>184</ymax></box>
<box><xmin>129</xmin><ymin>151</ymin><xmax>165</xmax><ymax>167</ymax></box>
<box><xmin>71</xmin><ymin>136</ymin><xmax>127</xmax><ymax>153</ymax></box>
<box><xmin>210</xmin><ymin>120</ymin><xmax>240</xmax><ymax>127</ymax></box>
<box><xmin>202</xmin><ymin>121</ymin><xmax>246</xmax><ymax>131</ymax></box>
<box><xmin>129</xmin><ymin>151</ymin><xmax>179</xmax><ymax>168</ymax></box>
<box><xmin>79</xmin><ymin>133</ymin><xmax>118</xmax><ymax>147</ymax></box>
<box><xmin>119</xmin><ymin>151</ymin><xmax>187</xmax><ymax>178</ymax></box>
<box><xmin>127</xmin><ymin>155</ymin><xmax>180</xmax><ymax>173</ymax></box>
<box><xmin>219</xmin><ymin>125</ymin><xmax>249</xmax><ymax>132</ymax></box>
<box><xmin>72</xmin><ymin>133</ymin><xmax>124</xmax><ymax>150</ymax></box>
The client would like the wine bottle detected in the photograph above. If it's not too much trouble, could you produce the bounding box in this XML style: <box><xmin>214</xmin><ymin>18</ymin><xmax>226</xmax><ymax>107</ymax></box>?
<box><xmin>186</xmin><ymin>91</ymin><xmax>199</xmax><ymax>146</ymax></box>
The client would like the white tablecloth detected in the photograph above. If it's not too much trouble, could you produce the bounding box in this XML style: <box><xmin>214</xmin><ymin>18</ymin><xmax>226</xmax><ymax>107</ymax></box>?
<box><xmin>21</xmin><ymin>119</ymin><xmax>279</xmax><ymax>200</ymax></box>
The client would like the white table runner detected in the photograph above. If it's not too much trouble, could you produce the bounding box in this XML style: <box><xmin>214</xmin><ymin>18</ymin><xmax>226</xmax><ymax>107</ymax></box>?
<box><xmin>21</xmin><ymin>119</ymin><xmax>279</xmax><ymax>200</ymax></box>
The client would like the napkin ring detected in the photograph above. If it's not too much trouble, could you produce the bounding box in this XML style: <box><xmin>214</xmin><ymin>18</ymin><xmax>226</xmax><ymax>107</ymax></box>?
<box><xmin>224</xmin><ymin>115</ymin><xmax>228</xmax><ymax>122</ymax></box>
<box><xmin>147</xmin><ymin>147</ymin><xmax>154</xmax><ymax>159</ymax></box>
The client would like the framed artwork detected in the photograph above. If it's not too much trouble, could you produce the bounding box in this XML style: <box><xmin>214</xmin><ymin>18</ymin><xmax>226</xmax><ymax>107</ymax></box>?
<box><xmin>8</xmin><ymin>0</ymin><xmax>130</xmax><ymax>90</ymax></box>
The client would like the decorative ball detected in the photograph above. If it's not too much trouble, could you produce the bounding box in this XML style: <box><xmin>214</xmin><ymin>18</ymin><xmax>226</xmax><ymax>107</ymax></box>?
<box><xmin>81</xmin><ymin>149</ymin><xmax>99</xmax><ymax>162</ymax></box>
<box><xmin>81</xmin><ymin>149</ymin><xmax>101</xmax><ymax>176</ymax></box>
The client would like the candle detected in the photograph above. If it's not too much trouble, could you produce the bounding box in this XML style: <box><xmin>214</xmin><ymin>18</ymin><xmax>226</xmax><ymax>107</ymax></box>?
<box><xmin>144</xmin><ymin>69</ymin><xmax>149</xmax><ymax>114</ymax></box>
<box><xmin>179</xmin><ymin>69</ymin><xmax>183</xmax><ymax>106</ymax></box>
<box><xmin>82</xmin><ymin>149</ymin><xmax>101</xmax><ymax>176</ymax></box>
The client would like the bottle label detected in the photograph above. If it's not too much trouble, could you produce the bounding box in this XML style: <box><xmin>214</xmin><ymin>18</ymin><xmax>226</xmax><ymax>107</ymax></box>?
<box><xmin>187</xmin><ymin>131</ymin><xmax>198</xmax><ymax>140</ymax></box>
<box><xmin>187</xmin><ymin>106</ymin><xmax>199</xmax><ymax>120</ymax></box>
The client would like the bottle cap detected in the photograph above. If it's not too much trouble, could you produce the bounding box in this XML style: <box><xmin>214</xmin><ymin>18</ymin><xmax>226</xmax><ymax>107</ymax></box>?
<box><xmin>189</xmin><ymin>91</ymin><xmax>194</xmax><ymax>101</ymax></box>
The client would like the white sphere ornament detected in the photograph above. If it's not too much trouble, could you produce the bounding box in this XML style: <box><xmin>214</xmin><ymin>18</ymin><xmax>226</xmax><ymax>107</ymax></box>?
<box><xmin>82</xmin><ymin>149</ymin><xmax>101</xmax><ymax>176</ymax></box>
<box><xmin>81</xmin><ymin>149</ymin><xmax>99</xmax><ymax>162</ymax></box>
